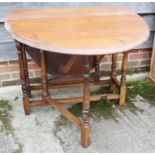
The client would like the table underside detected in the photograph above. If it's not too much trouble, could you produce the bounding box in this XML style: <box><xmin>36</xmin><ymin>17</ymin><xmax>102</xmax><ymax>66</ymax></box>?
<box><xmin>16</xmin><ymin>41</ymin><xmax>128</xmax><ymax>148</ymax></box>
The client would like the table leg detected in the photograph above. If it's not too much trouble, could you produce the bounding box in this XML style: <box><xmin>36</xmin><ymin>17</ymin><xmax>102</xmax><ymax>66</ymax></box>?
<box><xmin>111</xmin><ymin>53</ymin><xmax>117</xmax><ymax>92</ymax></box>
<box><xmin>40</xmin><ymin>50</ymin><xmax>49</xmax><ymax>102</ymax></box>
<box><xmin>81</xmin><ymin>56</ymin><xmax>91</xmax><ymax>147</ymax></box>
<box><xmin>22</xmin><ymin>45</ymin><xmax>31</xmax><ymax>97</ymax></box>
<box><xmin>119</xmin><ymin>52</ymin><xmax>128</xmax><ymax>106</ymax></box>
<box><xmin>16</xmin><ymin>41</ymin><xmax>31</xmax><ymax>115</ymax></box>
<box><xmin>94</xmin><ymin>55</ymin><xmax>100</xmax><ymax>82</ymax></box>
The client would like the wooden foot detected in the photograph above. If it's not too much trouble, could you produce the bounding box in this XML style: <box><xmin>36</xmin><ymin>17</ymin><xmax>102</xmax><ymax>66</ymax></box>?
<box><xmin>81</xmin><ymin>56</ymin><xmax>91</xmax><ymax>147</ymax></box>
<box><xmin>81</xmin><ymin>122</ymin><xmax>91</xmax><ymax>147</ymax></box>
<box><xmin>119</xmin><ymin>87</ymin><xmax>126</xmax><ymax>106</ymax></box>
<box><xmin>119</xmin><ymin>52</ymin><xmax>128</xmax><ymax>106</ymax></box>
<box><xmin>16</xmin><ymin>41</ymin><xmax>31</xmax><ymax>115</ymax></box>
<box><xmin>23</xmin><ymin>96</ymin><xmax>31</xmax><ymax>115</ymax></box>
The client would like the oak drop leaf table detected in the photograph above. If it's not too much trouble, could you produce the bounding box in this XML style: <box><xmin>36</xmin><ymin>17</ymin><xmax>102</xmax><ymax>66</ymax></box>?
<box><xmin>5</xmin><ymin>6</ymin><xmax>149</xmax><ymax>147</ymax></box>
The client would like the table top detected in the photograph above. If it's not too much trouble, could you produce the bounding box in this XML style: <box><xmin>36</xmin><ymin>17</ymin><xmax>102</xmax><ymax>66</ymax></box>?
<box><xmin>5</xmin><ymin>6</ymin><xmax>149</xmax><ymax>55</ymax></box>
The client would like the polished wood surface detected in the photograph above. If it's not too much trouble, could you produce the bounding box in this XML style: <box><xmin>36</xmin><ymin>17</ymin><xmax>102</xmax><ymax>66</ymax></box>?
<box><xmin>5</xmin><ymin>6</ymin><xmax>149</xmax><ymax>55</ymax></box>
<box><xmin>119</xmin><ymin>52</ymin><xmax>128</xmax><ymax>105</ymax></box>
<box><xmin>25</xmin><ymin>45</ymin><xmax>97</xmax><ymax>75</ymax></box>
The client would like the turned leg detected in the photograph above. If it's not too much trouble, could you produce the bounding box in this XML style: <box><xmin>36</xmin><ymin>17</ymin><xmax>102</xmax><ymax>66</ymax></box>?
<box><xmin>22</xmin><ymin>45</ymin><xmax>31</xmax><ymax>97</ymax></box>
<box><xmin>119</xmin><ymin>52</ymin><xmax>128</xmax><ymax>106</ymax></box>
<box><xmin>16</xmin><ymin>41</ymin><xmax>31</xmax><ymax>115</ymax></box>
<box><xmin>94</xmin><ymin>55</ymin><xmax>100</xmax><ymax>82</ymax></box>
<box><xmin>40</xmin><ymin>50</ymin><xmax>48</xmax><ymax>102</ymax></box>
<box><xmin>81</xmin><ymin>56</ymin><xmax>91</xmax><ymax>147</ymax></box>
<box><xmin>111</xmin><ymin>53</ymin><xmax>117</xmax><ymax>92</ymax></box>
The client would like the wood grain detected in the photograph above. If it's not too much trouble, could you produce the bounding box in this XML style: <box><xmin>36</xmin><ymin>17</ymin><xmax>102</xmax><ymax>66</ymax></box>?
<box><xmin>119</xmin><ymin>52</ymin><xmax>128</xmax><ymax>106</ymax></box>
<box><xmin>46</xmin><ymin>98</ymin><xmax>81</xmax><ymax>128</ymax></box>
<box><xmin>5</xmin><ymin>6</ymin><xmax>149</xmax><ymax>55</ymax></box>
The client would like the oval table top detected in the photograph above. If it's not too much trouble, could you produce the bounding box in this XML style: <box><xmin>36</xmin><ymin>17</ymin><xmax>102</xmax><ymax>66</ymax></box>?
<box><xmin>5</xmin><ymin>6</ymin><xmax>149</xmax><ymax>55</ymax></box>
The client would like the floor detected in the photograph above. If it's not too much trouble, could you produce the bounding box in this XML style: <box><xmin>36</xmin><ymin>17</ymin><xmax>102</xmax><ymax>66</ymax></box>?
<box><xmin>0</xmin><ymin>73</ymin><xmax>155</xmax><ymax>153</ymax></box>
